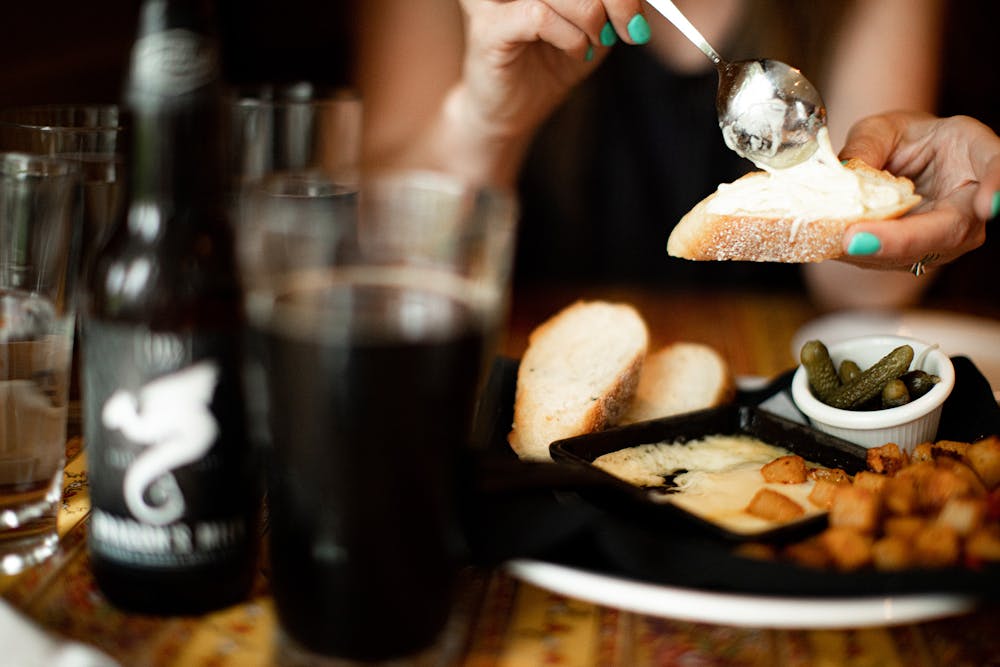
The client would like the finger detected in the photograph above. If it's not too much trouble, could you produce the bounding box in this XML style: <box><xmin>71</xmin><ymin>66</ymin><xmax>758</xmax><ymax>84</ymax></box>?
<box><xmin>530</xmin><ymin>0</ymin><xmax>609</xmax><ymax>45</ymax></box>
<box><xmin>840</xmin><ymin>188</ymin><xmax>983</xmax><ymax>271</ymax></box>
<box><xmin>839</xmin><ymin>111</ymin><xmax>936</xmax><ymax>172</ymax></box>
<box><xmin>977</xmin><ymin>153</ymin><xmax>1000</xmax><ymax>222</ymax></box>
<box><xmin>970</xmin><ymin>134</ymin><xmax>1000</xmax><ymax>222</ymax></box>
<box><xmin>600</xmin><ymin>0</ymin><xmax>648</xmax><ymax>45</ymax></box>
<box><xmin>481</xmin><ymin>0</ymin><xmax>593</xmax><ymax>59</ymax></box>
<box><xmin>839</xmin><ymin>115</ymin><xmax>907</xmax><ymax>170</ymax></box>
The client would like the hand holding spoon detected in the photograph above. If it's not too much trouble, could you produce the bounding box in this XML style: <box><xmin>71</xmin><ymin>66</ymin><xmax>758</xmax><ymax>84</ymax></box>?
<box><xmin>645</xmin><ymin>0</ymin><xmax>827</xmax><ymax>169</ymax></box>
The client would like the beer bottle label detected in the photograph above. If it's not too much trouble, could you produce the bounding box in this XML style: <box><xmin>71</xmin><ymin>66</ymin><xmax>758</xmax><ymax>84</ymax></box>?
<box><xmin>83</xmin><ymin>320</ymin><xmax>256</xmax><ymax>569</ymax></box>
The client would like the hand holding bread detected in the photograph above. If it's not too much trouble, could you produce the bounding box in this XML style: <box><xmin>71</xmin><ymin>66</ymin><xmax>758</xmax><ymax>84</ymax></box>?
<box><xmin>669</xmin><ymin>112</ymin><xmax>1000</xmax><ymax>273</ymax></box>
<box><xmin>667</xmin><ymin>159</ymin><xmax>920</xmax><ymax>263</ymax></box>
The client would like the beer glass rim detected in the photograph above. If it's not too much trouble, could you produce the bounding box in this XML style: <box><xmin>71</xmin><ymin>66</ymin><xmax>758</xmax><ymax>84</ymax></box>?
<box><xmin>232</xmin><ymin>85</ymin><xmax>360</xmax><ymax>111</ymax></box>
<box><xmin>0</xmin><ymin>104</ymin><xmax>122</xmax><ymax>133</ymax></box>
<box><xmin>0</xmin><ymin>151</ymin><xmax>80</xmax><ymax>178</ymax></box>
<box><xmin>362</xmin><ymin>168</ymin><xmax>516</xmax><ymax>203</ymax></box>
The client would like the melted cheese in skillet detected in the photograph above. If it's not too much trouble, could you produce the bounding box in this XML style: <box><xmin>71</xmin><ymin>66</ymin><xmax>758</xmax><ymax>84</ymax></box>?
<box><xmin>593</xmin><ymin>434</ymin><xmax>825</xmax><ymax>535</ymax></box>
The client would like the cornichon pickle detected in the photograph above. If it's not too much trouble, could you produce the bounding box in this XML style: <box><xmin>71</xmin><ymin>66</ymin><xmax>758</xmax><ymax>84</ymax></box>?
<box><xmin>901</xmin><ymin>369</ymin><xmax>941</xmax><ymax>399</ymax></box>
<box><xmin>800</xmin><ymin>340</ymin><xmax>841</xmax><ymax>401</ymax></box>
<box><xmin>838</xmin><ymin>359</ymin><xmax>861</xmax><ymax>384</ymax></box>
<box><xmin>881</xmin><ymin>378</ymin><xmax>910</xmax><ymax>408</ymax></box>
<box><xmin>824</xmin><ymin>345</ymin><xmax>915</xmax><ymax>409</ymax></box>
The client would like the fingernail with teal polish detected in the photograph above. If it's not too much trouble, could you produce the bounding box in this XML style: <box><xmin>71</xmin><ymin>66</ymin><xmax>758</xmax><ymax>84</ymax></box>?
<box><xmin>991</xmin><ymin>191</ymin><xmax>1000</xmax><ymax>220</ymax></box>
<box><xmin>627</xmin><ymin>14</ymin><xmax>651</xmax><ymax>44</ymax></box>
<box><xmin>585</xmin><ymin>45</ymin><xmax>594</xmax><ymax>62</ymax></box>
<box><xmin>600</xmin><ymin>21</ymin><xmax>617</xmax><ymax>47</ymax></box>
<box><xmin>847</xmin><ymin>232</ymin><xmax>881</xmax><ymax>256</ymax></box>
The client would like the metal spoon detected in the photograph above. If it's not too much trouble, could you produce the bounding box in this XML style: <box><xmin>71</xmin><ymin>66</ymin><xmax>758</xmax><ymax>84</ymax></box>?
<box><xmin>645</xmin><ymin>0</ymin><xmax>827</xmax><ymax>169</ymax></box>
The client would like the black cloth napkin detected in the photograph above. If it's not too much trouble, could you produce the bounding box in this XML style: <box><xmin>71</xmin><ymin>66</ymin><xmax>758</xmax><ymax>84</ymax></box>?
<box><xmin>461</xmin><ymin>356</ymin><xmax>1000</xmax><ymax>597</ymax></box>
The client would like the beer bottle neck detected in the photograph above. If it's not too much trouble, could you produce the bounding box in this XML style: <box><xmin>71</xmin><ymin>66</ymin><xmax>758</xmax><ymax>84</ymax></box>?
<box><xmin>125</xmin><ymin>0</ymin><xmax>226</xmax><ymax>207</ymax></box>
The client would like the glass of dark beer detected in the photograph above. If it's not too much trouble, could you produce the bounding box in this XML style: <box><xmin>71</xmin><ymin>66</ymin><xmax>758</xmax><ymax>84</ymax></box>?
<box><xmin>239</xmin><ymin>169</ymin><xmax>517</xmax><ymax>661</ymax></box>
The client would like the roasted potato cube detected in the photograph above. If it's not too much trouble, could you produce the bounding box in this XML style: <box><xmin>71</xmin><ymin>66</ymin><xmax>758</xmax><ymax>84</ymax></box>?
<box><xmin>919</xmin><ymin>466</ymin><xmax>977</xmax><ymax>511</ymax></box>
<box><xmin>867</xmin><ymin>443</ymin><xmax>907</xmax><ymax>475</ymax></box>
<box><xmin>871</xmin><ymin>535</ymin><xmax>914</xmax><ymax>571</ymax></box>
<box><xmin>965</xmin><ymin>526</ymin><xmax>1000</xmax><ymax>562</ymax></box>
<box><xmin>882</xmin><ymin>475</ymin><xmax>919</xmax><ymax>516</ymax></box>
<box><xmin>819</xmin><ymin>527</ymin><xmax>873</xmax><ymax>571</ymax></box>
<box><xmin>884</xmin><ymin>515</ymin><xmax>928</xmax><ymax>541</ymax></box>
<box><xmin>913</xmin><ymin>524</ymin><xmax>960</xmax><ymax>568</ymax></box>
<box><xmin>761</xmin><ymin>455</ymin><xmax>808</xmax><ymax>484</ymax></box>
<box><xmin>746</xmin><ymin>488</ymin><xmax>805</xmax><ymax>522</ymax></box>
<box><xmin>936</xmin><ymin>497</ymin><xmax>985</xmax><ymax>536</ymax></box>
<box><xmin>896</xmin><ymin>459</ymin><xmax>935</xmax><ymax>477</ymax></box>
<box><xmin>910</xmin><ymin>442</ymin><xmax>935</xmax><ymax>463</ymax></box>
<box><xmin>808</xmin><ymin>467</ymin><xmax>851</xmax><ymax>485</ymax></box>
<box><xmin>936</xmin><ymin>458</ymin><xmax>987</xmax><ymax>498</ymax></box>
<box><xmin>932</xmin><ymin>440</ymin><xmax>970</xmax><ymax>460</ymax></box>
<box><xmin>783</xmin><ymin>539</ymin><xmax>831</xmax><ymax>570</ymax></box>
<box><xmin>829</xmin><ymin>486</ymin><xmax>880</xmax><ymax>533</ymax></box>
<box><xmin>853</xmin><ymin>470</ymin><xmax>888</xmax><ymax>494</ymax></box>
<box><xmin>808</xmin><ymin>479</ymin><xmax>840</xmax><ymax>510</ymax></box>
<box><xmin>965</xmin><ymin>436</ymin><xmax>1000</xmax><ymax>490</ymax></box>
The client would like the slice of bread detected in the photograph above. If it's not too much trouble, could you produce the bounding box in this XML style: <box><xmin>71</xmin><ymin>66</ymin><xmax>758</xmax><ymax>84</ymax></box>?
<box><xmin>619</xmin><ymin>342</ymin><xmax>735</xmax><ymax>425</ymax></box>
<box><xmin>667</xmin><ymin>159</ymin><xmax>921</xmax><ymax>263</ymax></box>
<box><xmin>508</xmin><ymin>300</ymin><xmax>648</xmax><ymax>462</ymax></box>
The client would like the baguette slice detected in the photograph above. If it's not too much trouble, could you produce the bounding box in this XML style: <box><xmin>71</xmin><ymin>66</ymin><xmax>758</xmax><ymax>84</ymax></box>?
<box><xmin>667</xmin><ymin>159</ymin><xmax>921</xmax><ymax>263</ymax></box>
<box><xmin>619</xmin><ymin>342</ymin><xmax>735</xmax><ymax>425</ymax></box>
<box><xmin>508</xmin><ymin>300</ymin><xmax>648</xmax><ymax>462</ymax></box>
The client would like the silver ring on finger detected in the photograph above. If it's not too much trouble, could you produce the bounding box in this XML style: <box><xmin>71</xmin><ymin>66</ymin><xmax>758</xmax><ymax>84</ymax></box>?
<box><xmin>909</xmin><ymin>252</ymin><xmax>940</xmax><ymax>276</ymax></box>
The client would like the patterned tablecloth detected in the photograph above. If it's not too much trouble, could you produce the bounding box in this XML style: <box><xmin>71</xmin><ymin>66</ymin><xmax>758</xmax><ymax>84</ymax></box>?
<box><xmin>3</xmin><ymin>287</ymin><xmax>998</xmax><ymax>666</ymax></box>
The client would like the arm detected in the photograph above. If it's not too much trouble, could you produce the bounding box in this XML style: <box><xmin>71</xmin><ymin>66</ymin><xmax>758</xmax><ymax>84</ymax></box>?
<box><xmin>356</xmin><ymin>0</ymin><xmax>647</xmax><ymax>187</ymax></box>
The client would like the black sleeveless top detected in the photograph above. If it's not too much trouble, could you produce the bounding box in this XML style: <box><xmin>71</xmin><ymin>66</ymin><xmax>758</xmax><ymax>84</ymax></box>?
<box><xmin>514</xmin><ymin>45</ymin><xmax>803</xmax><ymax>291</ymax></box>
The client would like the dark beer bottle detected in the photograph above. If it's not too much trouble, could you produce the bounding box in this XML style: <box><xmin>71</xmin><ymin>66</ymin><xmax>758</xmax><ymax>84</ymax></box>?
<box><xmin>81</xmin><ymin>0</ymin><xmax>259</xmax><ymax>615</ymax></box>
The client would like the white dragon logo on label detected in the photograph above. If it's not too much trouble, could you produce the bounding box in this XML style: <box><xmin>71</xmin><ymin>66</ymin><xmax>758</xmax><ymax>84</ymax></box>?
<box><xmin>102</xmin><ymin>361</ymin><xmax>219</xmax><ymax>526</ymax></box>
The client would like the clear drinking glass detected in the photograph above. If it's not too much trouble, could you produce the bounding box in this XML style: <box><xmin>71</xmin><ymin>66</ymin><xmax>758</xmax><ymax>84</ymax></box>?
<box><xmin>229</xmin><ymin>84</ymin><xmax>361</xmax><ymax>194</ymax></box>
<box><xmin>240</xmin><ymin>169</ymin><xmax>517</xmax><ymax>662</ymax></box>
<box><xmin>0</xmin><ymin>106</ymin><xmax>124</xmax><ymax>279</ymax></box>
<box><xmin>0</xmin><ymin>153</ymin><xmax>81</xmax><ymax>574</ymax></box>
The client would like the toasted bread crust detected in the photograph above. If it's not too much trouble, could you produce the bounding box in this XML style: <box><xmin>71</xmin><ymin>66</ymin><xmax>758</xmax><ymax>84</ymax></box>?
<box><xmin>667</xmin><ymin>159</ymin><xmax>921</xmax><ymax>263</ymax></box>
<box><xmin>508</xmin><ymin>301</ymin><xmax>648</xmax><ymax>462</ymax></box>
<box><xmin>620</xmin><ymin>342</ymin><xmax>735</xmax><ymax>425</ymax></box>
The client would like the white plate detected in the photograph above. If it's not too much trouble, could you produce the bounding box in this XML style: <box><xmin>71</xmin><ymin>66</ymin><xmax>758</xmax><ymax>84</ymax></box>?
<box><xmin>791</xmin><ymin>309</ymin><xmax>1000</xmax><ymax>402</ymax></box>
<box><xmin>505</xmin><ymin>559</ymin><xmax>978</xmax><ymax>628</ymax></box>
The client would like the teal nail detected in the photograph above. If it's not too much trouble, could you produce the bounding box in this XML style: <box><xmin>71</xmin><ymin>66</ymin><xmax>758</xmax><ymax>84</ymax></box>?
<box><xmin>991</xmin><ymin>191</ymin><xmax>1000</xmax><ymax>220</ymax></box>
<box><xmin>840</xmin><ymin>159</ymin><xmax>849</xmax><ymax>166</ymax></box>
<box><xmin>847</xmin><ymin>232</ymin><xmax>881</xmax><ymax>256</ymax></box>
<box><xmin>600</xmin><ymin>21</ymin><xmax>617</xmax><ymax>47</ymax></box>
<box><xmin>585</xmin><ymin>44</ymin><xmax>594</xmax><ymax>62</ymax></box>
<box><xmin>627</xmin><ymin>14</ymin><xmax>651</xmax><ymax>44</ymax></box>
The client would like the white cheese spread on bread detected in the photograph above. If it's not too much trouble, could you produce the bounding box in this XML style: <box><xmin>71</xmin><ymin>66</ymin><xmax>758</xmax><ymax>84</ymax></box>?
<box><xmin>705</xmin><ymin>128</ymin><xmax>906</xmax><ymax>224</ymax></box>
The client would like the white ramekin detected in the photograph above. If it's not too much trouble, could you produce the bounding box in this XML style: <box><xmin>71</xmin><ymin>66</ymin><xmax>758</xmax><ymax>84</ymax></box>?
<box><xmin>791</xmin><ymin>334</ymin><xmax>955</xmax><ymax>452</ymax></box>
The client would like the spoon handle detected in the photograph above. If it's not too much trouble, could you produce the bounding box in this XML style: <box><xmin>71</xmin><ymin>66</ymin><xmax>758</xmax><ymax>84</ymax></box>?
<box><xmin>644</xmin><ymin>0</ymin><xmax>722</xmax><ymax>65</ymax></box>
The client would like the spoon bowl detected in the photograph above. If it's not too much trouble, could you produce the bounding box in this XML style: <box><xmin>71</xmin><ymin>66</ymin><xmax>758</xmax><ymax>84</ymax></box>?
<box><xmin>717</xmin><ymin>59</ymin><xmax>826</xmax><ymax>169</ymax></box>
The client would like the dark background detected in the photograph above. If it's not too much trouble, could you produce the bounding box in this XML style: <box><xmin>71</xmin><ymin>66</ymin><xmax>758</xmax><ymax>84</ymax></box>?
<box><xmin>0</xmin><ymin>1</ymin><xmax>995</xmax><ymax>306</ymax></box>
<box><xmin>0</xmin><ymin>1</ymin><xmax>356</xmax><ymax>105</ymax></box>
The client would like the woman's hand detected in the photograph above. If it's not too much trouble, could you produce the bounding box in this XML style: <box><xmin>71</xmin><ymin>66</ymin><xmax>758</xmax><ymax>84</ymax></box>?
<box><xmin>454</xmin><ymin>0</ymin><xmax>649</xmax><ymax>152</ymax></box>
<box><xmin>838</xmin><ymin>111</ymin><xmax>1000</xmax><ymax>273</ymax></box>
